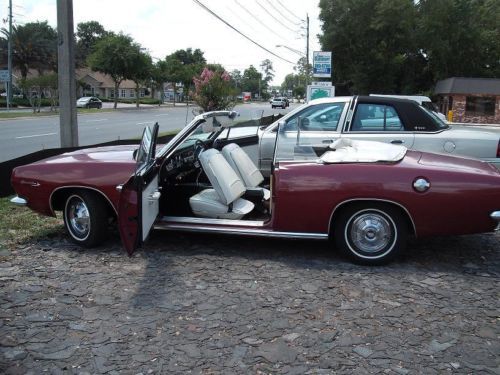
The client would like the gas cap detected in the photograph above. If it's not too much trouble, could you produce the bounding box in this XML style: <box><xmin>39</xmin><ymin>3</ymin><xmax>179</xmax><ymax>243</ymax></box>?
<box><xmin>413</xmin><ymin>178</ymin><xmax>430</xmax><ymax>192</ymax></box>
<box><xmin>444</xmin><ymin>141</ymin><xmax>456</xmax><ymax>153</ymax></box>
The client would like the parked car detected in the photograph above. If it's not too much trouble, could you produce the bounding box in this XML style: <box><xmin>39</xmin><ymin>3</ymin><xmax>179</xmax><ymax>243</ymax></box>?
<box><xmin>76</xmin><ymin>96</ymin><xmax>102</xmax><ymax>109</ymax></box>
<box><xmin>271</xmin><ymin>97</ymin><xmax>287</xmax><ymax>109</ymax></box>
<box><xmin>370</xmin><ymin>94</ymin><xmax>447</xmax><ymax>122</ymax></box>
<box><xmin>10</xmin><ymin>111</ymin><xmax>500</xmax><ymax>265</ymax></box>
<box><xmin>256</xmin><ymin>96</ymin><xmax>500</xmax><ymax>175</ymax></box>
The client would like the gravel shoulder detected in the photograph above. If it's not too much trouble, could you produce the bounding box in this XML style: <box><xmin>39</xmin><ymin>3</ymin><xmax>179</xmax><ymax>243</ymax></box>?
<box><xmin>1</xmin><ymin>228</ymin><xmax>499</xmax><ymax>374</ymax></box>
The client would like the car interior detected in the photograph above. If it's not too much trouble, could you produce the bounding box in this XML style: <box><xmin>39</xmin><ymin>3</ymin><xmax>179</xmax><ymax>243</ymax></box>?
<box><xmin>157</xmin><ymin>118</ymin><xmax>271</xmax><ymax>223</ymax></box>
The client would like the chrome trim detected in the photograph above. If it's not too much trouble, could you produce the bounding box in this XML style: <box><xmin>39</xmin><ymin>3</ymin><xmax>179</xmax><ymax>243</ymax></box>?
<box><xmin>49</xmin><ymin>186</ymin><xmax>118</xmax><ymax>216</ymax></box>
<box><xmin>10</xmin><ymin>196</ymin><xmax>27</xmax><ymax>206</ymax></box>
<box><xmin>491</xmin><ymin>211</ymin><xmax>500</xmax><ymax>231</ymax></box>
<box><xmin>161</xmin><ymin>216</ymin><xmax>266</xmax><ymax>227</ymax></box>
<box><xmin>329</xmin><ymin>198</ymin><xmax>417</xmax><ymax>236</ymax></box>
<box><xmin>154</xmin><ymin>222</ymin><xmax>329</xmax><ymax>240</ymax></box>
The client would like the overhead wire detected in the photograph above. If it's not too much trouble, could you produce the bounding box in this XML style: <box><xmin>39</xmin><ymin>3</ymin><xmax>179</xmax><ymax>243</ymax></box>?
<box><xmin>232</xmin><ymin>0</ymin><xmax>289</xmax><ymax>42</ymax></box>
<box><xmin>255</xmin><ymin>0</ymin><xmax>298</xmax><ymax>33</ymax></box>
<box><xmin>192</xmin><ymin>0</ymin><xmax>295</xmax><ymax>64</ymax></box>
<box><xmin>273</xmin><ymin>0</ymin><xmax>305</xmax><ymax>23</ymax></box>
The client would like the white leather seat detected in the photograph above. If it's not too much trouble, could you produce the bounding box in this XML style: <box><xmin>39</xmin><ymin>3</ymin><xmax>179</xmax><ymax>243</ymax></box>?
<box><xmin>189</xmin><ymin>149</ymin><xmax>254</xmax><ymax>219</ymax></box>
<box><xmin>221</xmin><ymin>143</ymin><xmax>270</xmax><ymax>200</ymax></box>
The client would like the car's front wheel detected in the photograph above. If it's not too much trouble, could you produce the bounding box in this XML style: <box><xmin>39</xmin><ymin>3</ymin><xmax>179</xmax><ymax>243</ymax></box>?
<box><xmin>333</xmin><ymin>203</ymin><xmax>407</xmax><ymax>265</ymax></box>
<box><xmin>63</xmin><ymin>191</ymin><xmax>108</xmax><ymax>247</ymax></box>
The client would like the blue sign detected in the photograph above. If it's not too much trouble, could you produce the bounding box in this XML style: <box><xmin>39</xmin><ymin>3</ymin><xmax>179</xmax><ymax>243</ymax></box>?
<box><xmin>312</xmin><ymin>52</ymin><xmax>332</xmax><ymax>78</ymax></box>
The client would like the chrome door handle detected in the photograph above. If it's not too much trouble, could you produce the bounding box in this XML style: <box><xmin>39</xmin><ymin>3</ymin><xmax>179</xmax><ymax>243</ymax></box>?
<box><xmin>149</xmin><ymin>191</ymin><xmax>161</xmax><ymax>201</ymax></box>
<box><xmin>391</xmin><ymin>140</ymin><xmax>404</xmax><ymax>144</ymax></box>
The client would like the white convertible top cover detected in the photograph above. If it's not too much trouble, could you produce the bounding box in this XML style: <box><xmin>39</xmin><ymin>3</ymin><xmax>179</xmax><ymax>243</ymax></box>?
<box><xmin>320</xmin><ymin>138</ymin><xmax>407</xmax><ymax>163</ymax></box>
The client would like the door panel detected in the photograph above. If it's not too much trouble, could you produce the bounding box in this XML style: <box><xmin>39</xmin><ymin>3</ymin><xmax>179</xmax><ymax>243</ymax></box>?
<box><xmin>141</xmin><ymin>175</ymin><xmax>160</xmax><ymax>241</ymax></box>
<box><xmin>118</xmin><ymin>177</ymin><xmax>139</xmax><ymax>256</ymax></box>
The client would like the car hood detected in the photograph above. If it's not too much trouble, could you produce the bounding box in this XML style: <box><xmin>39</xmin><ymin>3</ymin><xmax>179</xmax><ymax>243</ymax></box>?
<box><xmin>32</xmin><ymin>145</ymin><xmax>138</xmax><ymax>166</ymax></box>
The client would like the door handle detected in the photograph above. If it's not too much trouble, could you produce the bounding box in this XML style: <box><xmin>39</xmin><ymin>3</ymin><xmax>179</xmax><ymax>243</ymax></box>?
<box><xmin>322</xmin><ymin>139</ymin><xmax>334</xmax><ymax>144</ymax></box>
<box><xmin>148</xmin><ymin>191</ymin><xmax>161</xmax><ymax>202</ymax></box>
<box><xmin>391</xmin><ymin>140</ymin><xmax>404</xmax><ymax>144</ymax></box>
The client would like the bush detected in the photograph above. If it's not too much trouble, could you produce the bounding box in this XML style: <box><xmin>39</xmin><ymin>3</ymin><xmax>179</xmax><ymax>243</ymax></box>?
<box><xmin>0</xmin><ymin>101</ymin><xmax>19</xmax><ymax>108</ymax></box>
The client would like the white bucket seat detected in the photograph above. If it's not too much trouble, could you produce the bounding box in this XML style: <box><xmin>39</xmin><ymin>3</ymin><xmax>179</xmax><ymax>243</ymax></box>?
<box><xmin>189</xmin><ymin>148</ymin><xmax>254</xmax><ymax>219</ymax></box>
<box><xmin>221</xmin><ymin>143</ymin><xmax>270</xmax><ymax>200</ymax></box>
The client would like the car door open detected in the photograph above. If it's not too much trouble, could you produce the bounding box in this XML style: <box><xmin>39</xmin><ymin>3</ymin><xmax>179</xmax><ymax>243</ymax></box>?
<box><xmin>118</xmin><ymin>123</ymin><xmax>160</xmax><ymax>255</ymax></box>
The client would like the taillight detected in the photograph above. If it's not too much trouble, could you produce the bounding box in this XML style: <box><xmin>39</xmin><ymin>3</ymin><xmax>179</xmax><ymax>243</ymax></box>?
<box><xmin>497</xmin><ymin>140</ymin><xmax>500</xmax><ymax>158</ymax></box>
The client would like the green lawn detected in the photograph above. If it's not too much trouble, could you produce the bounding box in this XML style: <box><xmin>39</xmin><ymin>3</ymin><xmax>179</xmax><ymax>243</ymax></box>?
<box><xmin>0</xmin><ymin>108</ymin><xmax>114</xmax><ymax>120</ymax></box>
<box><xmin>0</xmin><ymin>197</ymin><xmax>63</xmax><ymax>250</ymax></box>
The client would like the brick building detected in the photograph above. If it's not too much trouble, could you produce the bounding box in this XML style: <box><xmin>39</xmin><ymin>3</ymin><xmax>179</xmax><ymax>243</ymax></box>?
<box><xmin>434</xmin><ymin>77</ymin><xmax>500</xmax><ymax>124</ymax></box>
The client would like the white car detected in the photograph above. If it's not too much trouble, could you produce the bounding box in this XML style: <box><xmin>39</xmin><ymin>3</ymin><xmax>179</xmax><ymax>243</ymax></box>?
<box><xmin>271</xmin><ymin>97</ymin><xmax>287</xmax><ymax>109</ymax></box>
<box><xmin>251</xmin><ymin>96</ymin><xmax>500</xmax><ymax>175</ymax></box>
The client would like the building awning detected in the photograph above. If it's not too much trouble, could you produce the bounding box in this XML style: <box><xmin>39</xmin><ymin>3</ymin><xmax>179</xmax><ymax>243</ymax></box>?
<box><xmin>434</xmin><ymin>77</ymin><xmax>500</xmax><ymax>96</ymax></box>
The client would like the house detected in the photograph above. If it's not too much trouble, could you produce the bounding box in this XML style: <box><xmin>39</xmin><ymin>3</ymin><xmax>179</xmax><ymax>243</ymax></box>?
<box><xmin>76</xmin><ymin>68</ymin><xmax>150</xmax><ymax>99</ymax></box>
<box><xmin>434</xmin><ymin>77</ymin><xmax>500</xmax><ymax>124</ymax></box>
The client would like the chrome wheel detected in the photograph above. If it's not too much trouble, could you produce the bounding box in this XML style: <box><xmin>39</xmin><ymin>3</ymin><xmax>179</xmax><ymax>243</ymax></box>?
<box><xmin>65</xmin><ymin>195</ymin><xmax>91</xmax><ymax>240</ymax></box>
<box><xmin>334</xmin><ymin>204</ymin><xmax>407</xmax><ymax>265</ymax></box>
<box><xmin>349</xmin><ymin>213</ymin><xmax>392</xmax><ymax>254</ymax></box>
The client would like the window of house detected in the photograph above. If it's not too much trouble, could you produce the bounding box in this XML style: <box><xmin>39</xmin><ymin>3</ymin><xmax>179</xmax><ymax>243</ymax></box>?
<box><xmin>351</xmin><ymin>104</ymin><xmax>403</xmax><ymax>131</ymax></box>
<box><xmin>121</xmin><ymin>89</ymin><xmax>126</xmax><ymax>98</ymax></box>
<box><xmin>109</xmin><ymin>89</ymin><xmax>115</xmax><ymax>98</ymax></box>
<box><xmin>129</xmin><ymin>90</ymin><xmax>135</xmax><ymax>98</ymax></box>
<box><xmin>465</xmin><ymin>96</ymin><xmax>495</xmax><ymax>116</ymax></box>
<box><xmin>140</xmin><ymin>89</ymin><xmax>145</xmax><ymax>98</ymax></box>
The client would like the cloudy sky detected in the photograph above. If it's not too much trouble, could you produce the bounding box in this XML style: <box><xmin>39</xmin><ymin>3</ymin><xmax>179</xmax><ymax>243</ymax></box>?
<box><xmin>1</xmin><ymin>0</ymin><xmax>322</xmax><ymax>85</ymax></box>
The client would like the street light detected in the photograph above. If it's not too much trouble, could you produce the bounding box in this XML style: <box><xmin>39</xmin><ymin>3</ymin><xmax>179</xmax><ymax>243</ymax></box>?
<box><xmin>275</xmin><ymin>45</ymin><xmax>306</xmax><ymax>57</ymax></box>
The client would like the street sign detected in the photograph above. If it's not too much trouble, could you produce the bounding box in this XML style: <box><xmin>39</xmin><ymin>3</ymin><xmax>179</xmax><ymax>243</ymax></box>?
<box><xmin>312</xmin><ymin>52</ymin><xmax>332</xmax><ymax>78</ymax></box>
<box><xmin>307</xmin><ymin>84</ymin><xmax>335</xmax><ymax>102</ymax></box>
<box><xmin>311</xmin><ymin>81</ymin><xmax>332</xmax><ymax>87</ymax></box>
<box><xmin>0</xmin><ymin>70</ymin><xmax>9</xmax><ymax>82</ymax></box>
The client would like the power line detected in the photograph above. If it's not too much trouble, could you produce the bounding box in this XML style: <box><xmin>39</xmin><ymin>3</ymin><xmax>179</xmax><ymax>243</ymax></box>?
<box><xmin>273</xmin><ymin>0</ymin><xmax>305</xmax><ymax>23</ymax></box>
<box><xmin>232</xmin><ymin>0</ymin><xmax>289</xmax><ymax>42</ymax></box>
<box><xmin>255</xmin><ymin>0</ymin><xmax>297</xmax><ymax>33</ymax></box>
<box><xmin>192</xmin><ymin>0</ymin><xmax>294</xmax><ymax>64</ymax></box>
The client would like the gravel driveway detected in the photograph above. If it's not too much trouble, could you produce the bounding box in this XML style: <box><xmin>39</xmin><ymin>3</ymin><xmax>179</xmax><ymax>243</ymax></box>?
<box><xmin>1</xmin><ymin>230</ymin><xmax>499</xmax><ymax>374</ymax></box>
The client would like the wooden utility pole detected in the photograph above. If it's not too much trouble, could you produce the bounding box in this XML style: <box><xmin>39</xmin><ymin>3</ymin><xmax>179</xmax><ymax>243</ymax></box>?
<box><xmin>57</xmin><ymin>0</ymin><xmax>78</xmax><ymax>147</ymax></box>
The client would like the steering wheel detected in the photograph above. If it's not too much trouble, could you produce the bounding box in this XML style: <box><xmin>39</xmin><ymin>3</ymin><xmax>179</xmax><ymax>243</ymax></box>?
<box><xmin>193</xmin><ymin>139</ymin><xmax>208</xmax><ymax>161</ymax></box>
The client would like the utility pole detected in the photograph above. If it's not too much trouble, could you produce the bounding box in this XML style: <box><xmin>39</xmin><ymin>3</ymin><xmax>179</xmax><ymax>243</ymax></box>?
<box><xmin>305</xmin><ymin>13</ymin><xmax>309</xmax><ymax>86</ymax></box>
<box><xmin>7</xmin><ymin>0</ymin><xmax>12</xmax><ymax>110</ymax></box>
<box><xmin>57</xmin><ymin>0</ymin><xmax>78</xmax><ymax>147</ymax></box>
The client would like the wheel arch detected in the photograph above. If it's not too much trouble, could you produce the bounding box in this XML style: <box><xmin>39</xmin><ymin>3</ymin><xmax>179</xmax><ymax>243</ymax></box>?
<box><xmin>50</xmin><ymin>186</ymin><xmax>117</xmax><ymax>219</ymax></box>
<box><xmin>329</xmin><ymin>198</ymin><xmax>417</xmax><ymax>237</ymax></box>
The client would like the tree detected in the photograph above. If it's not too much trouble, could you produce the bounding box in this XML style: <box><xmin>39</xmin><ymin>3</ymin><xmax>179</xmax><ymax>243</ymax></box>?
<box><xmin>193</xmin><ymin>67</ymin><xmax>235</xmax><ymax>112</ymax></box>
<box><xmin>87</xmin><ymin>33</ymin><xmax>140</xmax><ymax>109</ymax></box>
<box><xmin>128</xmin><ymin>49</ymin><xmax>153</xmax><ymax>107</ymax></box>
<box><xmin>76</xmin><ymin>21</ymin><xmax>110</xmax><ymax>66</ymax></box>
<box><xmin>241</xmin><ymin>65</ymin><xmax>262</xmax><ymax>95</ymax></box>
<box><xmin>162</xmin><ymin>48</ymin><xmax>206</xmax><ymax>105</ymax></box>
<box><xmin>18</xmin><ymin>73</ymin><xmax>58</xmax><ymax>113</ymax></box>
<box><xmin>319</xmin><ymin>0</ymin><xmax>417</xmax><ymax>94</ymax></box>
<box><xmin>1</xmin><ymin>21</ymin><xmax>57</xmax><ymax>79</ymax></box>
<box><xmin>229</xmin><ymin>69</ymin><xmax>242</xmax><ymax>90</ymax></box>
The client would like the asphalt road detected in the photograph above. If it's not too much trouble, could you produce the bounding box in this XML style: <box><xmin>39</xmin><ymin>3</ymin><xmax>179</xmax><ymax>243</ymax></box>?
<box><xmin>0</xmin><ymin>103</ymin><xmax>297</xmax><ymax>162</ymax></box>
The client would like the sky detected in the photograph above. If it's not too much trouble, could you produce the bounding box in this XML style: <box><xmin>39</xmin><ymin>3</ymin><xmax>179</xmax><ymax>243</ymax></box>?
<box><xmin>1</xmin><ymin>0</ymin><xmax>322</xmax><ymax>86</ymax></box>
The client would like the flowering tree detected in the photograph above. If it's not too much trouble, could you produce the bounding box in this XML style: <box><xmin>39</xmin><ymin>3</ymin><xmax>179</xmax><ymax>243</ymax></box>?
<box><xmin>193</xmin><ymin>67</ymin><xmax>236</xmax><ymax>113</ymax></box>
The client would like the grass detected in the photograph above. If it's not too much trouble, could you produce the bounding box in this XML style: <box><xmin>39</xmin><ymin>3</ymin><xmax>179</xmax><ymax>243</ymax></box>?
<box><xmin>0</xmin><ymin>108</ymin><xmax>114</xmax><ymax>120</ymax></box>
<box><xmin>0</xmin><ymin>196</ymin><xmax>63</xmax><ymax>250</ymax></box>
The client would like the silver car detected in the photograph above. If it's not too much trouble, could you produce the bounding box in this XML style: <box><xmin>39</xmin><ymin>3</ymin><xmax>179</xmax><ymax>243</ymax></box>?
<box><xmin>253</xmin><ymin>96</ymin><xmax>500</xmax><ymax>176</ymax></box>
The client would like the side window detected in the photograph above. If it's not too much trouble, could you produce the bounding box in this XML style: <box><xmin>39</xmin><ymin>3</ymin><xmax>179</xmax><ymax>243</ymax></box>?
<box><xmin>284</xmin><ymin>102</ymin><xmax>346</xmax><ymax>132</ymax></box>
<box><xmin>351</xmin><ymin>104</ymin><xmax>404</xmax><ymax>132</ymax></box>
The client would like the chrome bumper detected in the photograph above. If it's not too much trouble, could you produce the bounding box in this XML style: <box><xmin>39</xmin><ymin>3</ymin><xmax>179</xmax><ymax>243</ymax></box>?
<box><xmin>10</xmin><ymin>196</ymin><xmax>27</xmax><ymax>206</ymax></box>
<box><xmin>491</xmin><ymin>211</ymin><xmax>500</xmax><ymax>231</ymax></box>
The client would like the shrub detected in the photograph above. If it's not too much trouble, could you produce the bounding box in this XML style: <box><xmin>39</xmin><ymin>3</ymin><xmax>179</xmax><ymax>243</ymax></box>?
<box><xmin>193</xmin><ymin>67</ymin><xmax>236</xmax><ymax>112</ymax></box>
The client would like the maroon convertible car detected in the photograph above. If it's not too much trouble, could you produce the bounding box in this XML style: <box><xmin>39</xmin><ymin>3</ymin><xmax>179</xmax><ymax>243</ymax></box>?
<box><xmin>11</xmin><ymin>111</ymin><xmax>500</xmax><ymax>265</ymax></box>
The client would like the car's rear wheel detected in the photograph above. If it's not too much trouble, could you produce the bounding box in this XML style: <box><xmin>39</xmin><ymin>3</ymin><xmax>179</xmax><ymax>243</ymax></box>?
<box><xmin>63</xmin><ymin>191</ymin><xmax>108</xmax><ymax>247</ymax></box>
<box><xmin>333</xmin><ymin>203</ymin><xmax>407</xmax><ymax>265</ymax></box>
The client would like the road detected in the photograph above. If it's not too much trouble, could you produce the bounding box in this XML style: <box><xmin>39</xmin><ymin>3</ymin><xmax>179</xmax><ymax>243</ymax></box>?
<box><xmin>0</xmin><ymin>102</ymin><xmax>298</xmax><ymax>162</ymax></box>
